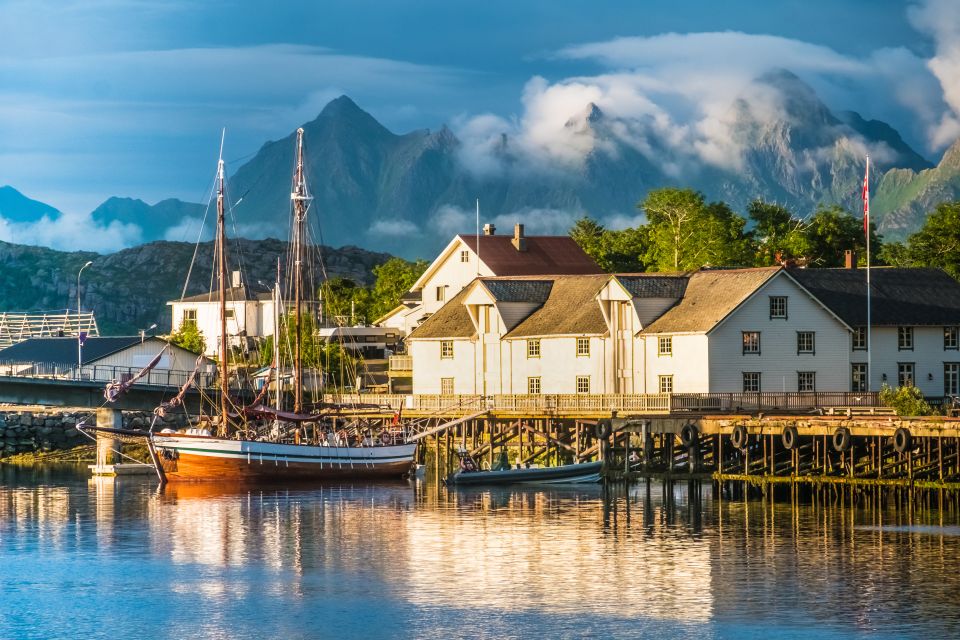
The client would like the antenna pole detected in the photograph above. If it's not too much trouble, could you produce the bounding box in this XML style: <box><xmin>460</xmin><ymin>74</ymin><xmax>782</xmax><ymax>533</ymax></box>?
<box><xmin>476</xmin><ymin>198</ymin><xmax>480</xmax><ymax>277</ymax></box>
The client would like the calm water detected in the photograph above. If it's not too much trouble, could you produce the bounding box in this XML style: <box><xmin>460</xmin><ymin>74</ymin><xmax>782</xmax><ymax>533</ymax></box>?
<box><xmin>1</xmin><ymin>465</ymin><xmax>958</xmax><ymax>640</ymax></box>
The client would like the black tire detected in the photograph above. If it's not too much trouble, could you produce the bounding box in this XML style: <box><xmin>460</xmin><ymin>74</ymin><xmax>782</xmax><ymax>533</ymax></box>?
<box><xmin>893</xmin><ymin>427</ymin><xmax>912</xmax><ymax>453</ymax></box>
<box><xmin>781</xmin><ymin>425</ymin><xmax>799</xmax><ymax>450</ymax></box>
<box><xmin>679</xmin><ymin>423</ymin><xmax>699</xmax><ymax>448</ymax></box>
<box><xmin>730</xmin><ymin>425</ymin><xmax>748</xmax><ymax>450</ymax></box>
<box><xmin>596</xmin><ymin>419</ymin><xmax>612</xmax><ymax>440</ymax></box>
<box><xmin>832</xmin><ymin>427</ymin><xmax>852</xmax><ymax>452</ymax></box>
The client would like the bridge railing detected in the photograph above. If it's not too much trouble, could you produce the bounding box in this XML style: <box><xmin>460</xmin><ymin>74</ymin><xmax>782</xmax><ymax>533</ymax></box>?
<box><xmin>0</xmin><ymin>360</ymin><xmax>217</xmax><ymax>390</ymax></box>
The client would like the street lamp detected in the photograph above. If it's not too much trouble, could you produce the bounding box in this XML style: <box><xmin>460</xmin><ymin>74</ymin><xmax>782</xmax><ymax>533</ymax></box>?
<box><xmin>77</xmin><ymin>260</ymin><xmax>93</xmax><ymax>375</ymax></box>
<box><xmin>140</xmin><ymin>323</ymin><xmax>158</xmax><ymax>343</ymax></box>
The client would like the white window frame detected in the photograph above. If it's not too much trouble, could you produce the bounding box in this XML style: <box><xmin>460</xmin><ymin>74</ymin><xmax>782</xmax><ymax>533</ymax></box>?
<box><xmin>797</xmin><ymin>331</ymin><xmax>815</xmax><ymax>355</ymax></box>
<box><xmin>440</xmin><ymin>341</ymin><xmax>454</xmax><ymax>359</ymax></box>
<box><xmin>945</xmin><ymin>327</ymin><xmax>959</xmax><ymax>351</ymax></box>
<box><xmin>440</xmin><ymin>377</ymin><xmax>454</xmax><ymax>395</ymax></box>
<box><xmin>527</xmin><ymin>339</ymin><xmax>541</xmax><ymax>359</ymax></box>
<box><xmin>853</xmin><ymin>326</ymin><xmax>867</xmax><ymax>351</ymax></box>
<box><xmin>898</xmin><ymin>326</ymin><xmax>913</xmax><ymax>351</ymax></box>
<box><xmin>742</xmin><ymin>331</ymin><xmax>761</xmax><ymax>355</ymax></box>
<box><xmin>576</xmin><ymin>375</ymin><xmax>590</xmax><ymax>394</ymax></box>
<box><xmin>797</xmin><ymin>371</ymin><xmax>816</xmax><ymax>392</ymax></box>
<box><xmin>460</xmin><ymin>250</ymin><xmax>470</xmax><ymax>263</ymax></box>
<box><xmin>658</xmin><ymin>375</ymin><xmax>673</xmax><ymax>393</ymax></box>
<box><xmin>852</xmin><ymin>363</ymin><xmax>867</xmax><ymax>392</ymax></box>
<box><xmin>576</xmin><ymin>337</ymin><xmax>590</xmax><ymax>357</ymax></box>
<box><xmin>898</xmin><ymin>362</ymin><xmax>915</xmax><ymax>387</ymax></box>
<box><xmin>769</xmin><ymin>296</ymin><xmax>788</xmax><ymax>319</ymax></box>
<box><xmin>658</xmin><ymin>336</ymin><xmax>672</xmax><ymax>356</ymax></box>
<box><xmin>527</xmin><ymin>376</ymin><xmax>541</xmax><ymax>395</ymax></box>
<box><xmin>742</xmin><ymin>372</ymin><xmax>761</xmax><ymax>393</ymax></box>
<box><xmin>945</xmin><ymin>363</ymin><xmax>960</xmax><ymax>396</ymax></box>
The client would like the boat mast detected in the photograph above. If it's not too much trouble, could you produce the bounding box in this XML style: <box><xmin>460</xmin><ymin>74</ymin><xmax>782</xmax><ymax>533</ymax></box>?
<box><xmin>291</xmin><ymin>127</ymin><xmax>309</xmax><ymax>414</ymax></box>
<box><xmin>274</xmin><ymin>256</ymin><xmax>281</xmax><ymax>414</ymax></box>
<box><xmin>216</xmin><ymin>148</ymin><xmax>230</xmax><ymax>436</ymax></box>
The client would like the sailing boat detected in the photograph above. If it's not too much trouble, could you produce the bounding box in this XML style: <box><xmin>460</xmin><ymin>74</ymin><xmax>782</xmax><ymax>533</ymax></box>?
<box><xmin>147</xmin><ymin>129</ymin><xmax>418</xmax><ymax>482</ymax></box>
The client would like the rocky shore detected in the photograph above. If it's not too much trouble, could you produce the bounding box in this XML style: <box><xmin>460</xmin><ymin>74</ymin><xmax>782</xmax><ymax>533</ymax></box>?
<box><xmin>0</xmin><ymin>408</ymin><xmax>188</xmax><ymax>459</ymax></box>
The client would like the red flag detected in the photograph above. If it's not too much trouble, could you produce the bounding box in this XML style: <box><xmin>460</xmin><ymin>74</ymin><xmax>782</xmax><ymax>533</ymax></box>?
<box><xmin>862</xmin><ymin>157</ymin><xmax>870</xmax><ymax>236</ymax></box>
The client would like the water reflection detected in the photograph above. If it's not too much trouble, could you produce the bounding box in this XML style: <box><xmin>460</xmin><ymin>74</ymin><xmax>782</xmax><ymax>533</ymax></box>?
<box><xmin>1</xmin><ymin>465</ymin><xmax>959</xmax><ymax>639</ymax></box>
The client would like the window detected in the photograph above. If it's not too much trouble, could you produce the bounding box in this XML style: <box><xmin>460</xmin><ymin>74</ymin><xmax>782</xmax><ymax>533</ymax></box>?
<box><xmin>853</xmin><ymin>326</ymin><xmax>867</xmax><ymax>351</ymax></box>
<box><xmin>527</xmin><ymin>377</ymin><xmax>541</xmax><ymax>395</ymax></box>
<box><xmin>440</xmin><ymin>378</ymin><xmax>454</xmax><ymax>395</ymax></box>
<box><xmin>851</xmin><ymin>363</ymin><xmax>867</xmax><ymax>392</ymax></box>
<box><xmin>183</xmin><ymin>308</ymin><xmax>197</xmax><ymax>327</ymax></box>
<box><xmin>576</xmin><ymin>376</ymin><xmax>590</xmax><ymax>394</ymax></box>
<box><xmin>527</xmin><ymin>339</ymin><xmax>541</xmax><ymax>358</ymax></box>
<box><xmin>658</xmin><ymin>336</ymin><xmax>673</xmax><ymax>356</ymax></box>
<box><xmin>946</xmin><ymin>327</ymin><xmax>959</xmax><ymax>350</ymax></box>
<box><xmin>770</xmin><ymin>296</ymin><xmax>788</xmax><ymax>319</ymax></box>
<box><xmin>898</xmin><ymin>362</ymin><xmax>915</xmax><ymax>387</ymax></box>
<box><xmin>742</xmin><ymin>331</ymin><xmax>761</xmax><ymax>355</ymax></box>
<box><xmin>658</xmin><ymin>375</ymin><xmax>673</xmax><ymax>393</ymax></box>
<box><xmin>946</xmin><ymin>363</ymin><xmax>960</xmax><ymax>396</ymax></box>
<box><xmin>797</xmin><ymin>331</ymin><xmax>815</xmax><ymax>354</ymax></box>
<box><xmin>798</xmin><ymin>371</ymin><xmax>816</xmax><ymax>392</ymax></box>
<box><xmin>460</xmin><ymin>250</ymin><xmax>470</xmax><ymax>263</ymax></box>
<box><xmin>743</xmin><ymin>372</ymin><xmax>761</xmax><ymax>392</ymax></box>
<box><xmin>898</xmin><ymin>326</ymin><xmax>913</xmax><ymax>351</ymax></box>
<box><xmin>576</xmin><ymin>337</ymin><xmax>590</xmax><ymax>357</ymax></box>
<box><xmin>436</xmin><ymin>286</ymin><xmax>446</xmax><ymax>302</ymax></box>
<box><xmin>440</xmin><ymin>341</ymin><xmax>453</xmax><ymax>359</ymax></box>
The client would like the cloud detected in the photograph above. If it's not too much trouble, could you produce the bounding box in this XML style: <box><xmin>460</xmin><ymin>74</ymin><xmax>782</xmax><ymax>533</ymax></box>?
<box><xmin>429</xmin><ymin>204</ymin><xmax>636</xmax><ymax>238</ymax></box>
<box><xmin>367</xmin><ymin>219</ymin><xmax>420</xmax><ymax>237</ymax></box>
<box><xmin>0</xmin><ymin>211</ymin><xmax>143</xmax><ymax>253</ymax></box>
<box><xmin>454</xmin><ymin>29</ymin><xmax>955</xmax><ymax>178</ymax></box>
<box><xmin>908</xmin><ymin>0</ymin><xmax>960</xmax><ymax>148</ymax></box>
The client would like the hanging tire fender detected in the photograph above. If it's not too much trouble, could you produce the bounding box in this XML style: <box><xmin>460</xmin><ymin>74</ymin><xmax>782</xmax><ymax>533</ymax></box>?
<box><xmin>781</xmin><ymin>425</ymin><xmax>799</xmax><ymax>450</ymax></box>
<box><xmin>679</xmin><ymin>423</ymin><xmax>699</xmax><ymax>448</ymax></box>
<box><xmin>832</xmin><ymin>427</ymin><xmax>852</xmax><ymax>452</ymax></box>
<box><xmin>730</xmin><ymin>424</ymin><xmax>749</xmax><ymax>450</ymax></box>
<box><xmin>893</xmin><ymin>427</ymin><xmax>912</xmax><ymax>453</ymax></box>
<box><xmin>596</xmin><ymin>419</ymin><xmax>612</xmax><ymax>440</ymax></box>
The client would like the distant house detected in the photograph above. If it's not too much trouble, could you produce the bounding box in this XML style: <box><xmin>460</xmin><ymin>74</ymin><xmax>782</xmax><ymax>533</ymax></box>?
<box><xmin>407</xmin><ymin>265</ymin><xmax>960</xmax><ymax>397</ymax></box>
<box><xmin>376</xmin><ymin>223</ymin><xmax>602</xmax><ymax>336</ymax></box>
<box><xmin>167</xmin><ymin>271</ymin><xmax>276</xmax><ymax>357</ymax></box>
<box><xmin>0</xmin><ymin>336</ymin><xmax>212</xmax><ymax>383</ymax></box>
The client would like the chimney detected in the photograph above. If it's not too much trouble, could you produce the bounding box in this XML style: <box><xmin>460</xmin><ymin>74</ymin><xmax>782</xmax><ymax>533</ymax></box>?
<box><xmin>231</xmin><ymin>270</ymin><xmax>242</xmax><ymax>288</ymax></box>
<box><xmin>482</xmin><ymin>223</ymin><xmax>496</xmax><ymax>236</ymax></box>
<box><xmin>844</xmin><ymin>250</ymin><xmax>857</xmax><ymax>269</ymax></box>
<box><xmin>512</xmin><ymin>223</ymin><xmax>527</xmax><ymax>252</ymax></box>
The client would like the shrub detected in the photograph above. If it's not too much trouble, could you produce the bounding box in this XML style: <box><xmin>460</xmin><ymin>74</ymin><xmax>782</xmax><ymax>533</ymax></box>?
<box><xmin>878</xmin><ymin>383</ymin><xmax>933</xmax><ymax>417</ymax></box>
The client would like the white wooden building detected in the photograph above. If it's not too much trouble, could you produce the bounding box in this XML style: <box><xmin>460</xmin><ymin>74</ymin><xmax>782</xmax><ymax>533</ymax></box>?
<box><xmin>407</xmin><ymin>266</ymin><xmax>960</xmax><ymax>398</ymax></box>
<box><xmin>167</xmin><ymin>271</ymin><xmax>276</xmax><ymax>357</ymax></box>
<box><xmin>377</xmin><ymin>223</ymin><xmax>602</xmax><ymax>336</ymax></box>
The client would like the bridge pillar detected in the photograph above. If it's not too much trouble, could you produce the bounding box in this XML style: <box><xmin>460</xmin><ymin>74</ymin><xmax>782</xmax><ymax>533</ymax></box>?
<box><xmin>95</xmin><ymin>408</ymin><xmax>123</xmax><ymax>466</ymax></box>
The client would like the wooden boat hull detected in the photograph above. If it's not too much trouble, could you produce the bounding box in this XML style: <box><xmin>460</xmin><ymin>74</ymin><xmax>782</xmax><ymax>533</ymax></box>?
<box><xmin>445</xmin><ymin>461</ymin><xmax>602</xmax><ymax>486</ymax></box>
<box><xmin>152</xmin><ymin>434</ymin><xmax>417</xmax><ymax>482</ymax></box>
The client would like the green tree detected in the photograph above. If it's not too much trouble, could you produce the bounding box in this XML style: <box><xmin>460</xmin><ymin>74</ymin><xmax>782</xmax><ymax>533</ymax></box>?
<box><xmin>803</xmin><ymin>204</ymin><xmax>881</xmax><ymax>267</ymax></box>
<box><xmin>569</xmin><ymin>216</ymin><xmax>650</xmax><ymax>272</ymax></box>
<box><xmin>368</xmin><ymin>257</ymin><xmax>428</xmax><ymax>320</ymax></box>
<box><xmin>261</xmin><ymin>311</ymin><xmax>357</xmax><ymax>387</ymax></box>
<box><xmin>748</xmin><ymin>200</ymin><xmax>811</xmax><ymax>265</ymax></box>
<box><xmin>902</xmin><ymin>202</ymin><xmax>960</xmax><ymax>278</ymax></box>
<box><xmin>168</xmin><ymin>320</ymin><xmax>206</xmax><ymax>354</ymax></box>
<box><xmin>879</xmin><ymin>383</ymin><xmax>933</xmax><ymax>417</ymax></box>
<box><xmin>640</xmin><ymin>188</ymin><xmax>753</xmax><ymax>271</ymax></box>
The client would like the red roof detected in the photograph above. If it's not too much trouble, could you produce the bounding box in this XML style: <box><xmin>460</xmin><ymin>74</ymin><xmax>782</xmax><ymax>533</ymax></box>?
<box><xmin>459</xmin><ymin>235</ymin><xmax>602</xmax><ymax>276</ymax></box>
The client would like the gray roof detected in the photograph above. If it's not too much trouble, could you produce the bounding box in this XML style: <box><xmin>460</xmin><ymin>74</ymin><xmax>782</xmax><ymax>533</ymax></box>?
<box><xmin>788</xmin><ymin>267</ymin><xmax>960</xmax><ymax>326</ymax></box>
<box><xmin>177</xmin><ymin>287</ymin><xmax>272</xmax><ymax>303</ymax></box>
<box><xmin>483</xmin><ymin>280</ymin><xmax>553</xmax><ymax>303</ymax></box>
<box><xmin>407</xmin><ymin>287</ymin><xmax>475</xmax><ymax>340</ymax></box>
<box><xmin>504</xmin><ymin>275</ymin><xmax>610</xmax><ymax>338</ymax></box>
<box><xmin>0</xmin><ymin>336</ymin><xmax>172</xmax><ymax>366</ymax></box>
<box><xmin>643</xmin><ymin>268</ymin><xmax>781</xmax><ymax>334</ymax></box>
<box><xmin>615</xmin><ymin>274</ymin><xmax>689</xmax><ymax>298</ymax></box>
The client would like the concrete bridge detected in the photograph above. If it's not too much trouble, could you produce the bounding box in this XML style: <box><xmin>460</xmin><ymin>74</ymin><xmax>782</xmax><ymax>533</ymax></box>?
<box><xmin>0</xmin><ymin>374</ymin><xmax>215</xmax><ymax>413</ymax></box>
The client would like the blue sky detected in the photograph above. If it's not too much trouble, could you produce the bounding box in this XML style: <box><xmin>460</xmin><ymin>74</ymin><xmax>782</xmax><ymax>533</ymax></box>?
<box><xmin>1</xmin><ymin>0</ymin><xmax>958</xmax><ymax>251</ymax></box>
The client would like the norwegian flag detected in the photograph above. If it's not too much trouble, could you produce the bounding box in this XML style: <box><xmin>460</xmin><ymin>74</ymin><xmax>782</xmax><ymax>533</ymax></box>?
<box><xmin>861</xmin><ymin>157</ymin><xmax>870</xmax><ymax>236</ymax></box>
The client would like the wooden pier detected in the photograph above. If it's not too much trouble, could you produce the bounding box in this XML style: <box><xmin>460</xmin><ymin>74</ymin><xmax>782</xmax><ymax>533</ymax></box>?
<box><xmin>324</xmin><ymin>391</ymin><xmax>960</xmax><ymax>490</ymax></box>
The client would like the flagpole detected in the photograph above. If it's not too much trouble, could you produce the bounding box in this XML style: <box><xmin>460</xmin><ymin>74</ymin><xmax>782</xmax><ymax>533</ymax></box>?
<box><xmin>865</xmin><ymin>156</ymin><xmax>872</xmax><ymax>393</ymax></box>
<box><xmin>476</xmin><ymin>198</ymin><xmax>480</xmax><ymax>278</ymax></box>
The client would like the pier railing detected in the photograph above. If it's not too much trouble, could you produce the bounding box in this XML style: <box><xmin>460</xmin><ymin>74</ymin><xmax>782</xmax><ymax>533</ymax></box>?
<box><xmin>322</xmin><ymin>391</ymin><xmax>880</xmax><ymax>416</ymax></box>
<box><xmin>0</xmin><ymin>360</ymin><xmax>217</xmax><ymax>390</ymax></box>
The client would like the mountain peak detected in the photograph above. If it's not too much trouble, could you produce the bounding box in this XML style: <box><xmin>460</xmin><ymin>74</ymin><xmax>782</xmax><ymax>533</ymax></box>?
<box><xmin>320</xmin><ymin>94</ymin><xmax>363</xmax><ymax>117</ymax></box>
<box><xmin>565</xmin><ymin>102</ymin><xmax>605</xmax><ymax>130</ymax></box>
<box><xmin>0</xmin><ymin>185</ymin><xmax>60</xmax><ymax>223</ymax></box>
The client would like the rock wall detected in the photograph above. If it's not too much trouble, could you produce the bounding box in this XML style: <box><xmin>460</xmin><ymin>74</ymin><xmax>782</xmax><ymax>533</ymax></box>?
<box><xmin>0</xmin><ymin>409</ymin><xmax>189</xmax><ymax>458</ymax></box>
